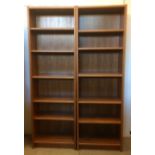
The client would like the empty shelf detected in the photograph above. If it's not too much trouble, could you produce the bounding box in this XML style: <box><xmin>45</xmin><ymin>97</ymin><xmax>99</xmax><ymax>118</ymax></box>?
<box><xmin>30</xmin><ymin>27</ymin><xmax>74</xmax><ymax>33</ymax></box>
<box><xmin>79</xmin><ymin>118</ymin><xmax>121</xmax><ymax>124</ymax></box>
<box><xmin>79</xmin><ymin>29</ymin><xmax>124</xmax><ymax>34</ymax></box>
<box><xmin>32</xmin><ymin>75</ymin><xmax>74</xmax><ymax>79</ymax></box>
<box><xmin>79</xmin><ymin>138</ymin><xmax>120</xmax><ymax>146</ymax></box>
<box><xmin>31</xmin><ymin>50</ymin><xmax>74</xmax><ymax>53</ymax></box>
<box><xmin>33</xmin><ymin>98</ymin><xmax>74</xmax><ymax>103</ymax></box>
<box><xmin>34</xmin><ymin>115</ymin><xmax>74</xmax><ymax>121</ymax></box>
<box><xmin>34</xmin><ymin>136</ymin><xmax>74</xmax><ymax>145</ymax></box>
<box><xmin>78</xmin><ymin>47</ymin><xmax>123</xmax><ymax>51</ymax></box>
<box><xmin>78</xmin><ymin>99</ymin><xmax>122</xmax><ymax>104</ymax></box>
<box><xmin>78</xmin><ymin>73</ymin><xmax>122</xmax><ymax>78</ymax></box>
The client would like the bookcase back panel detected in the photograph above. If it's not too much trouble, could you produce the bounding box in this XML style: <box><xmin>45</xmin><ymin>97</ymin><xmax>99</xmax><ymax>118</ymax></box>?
<box><xmin>30</xmin><ymin>8</ymin><xmax>74</xmax><ymax>27</ymax></box>
<box><xmin>79</xmin><ymin>51</ymin><xmax>122</xmax><ymax>73</ymax></box>
<box><xmin>79</xmin><ymin>124</ymin><xmax>120</xmax><ymax>139</ymax></box>
<box><xmin>36</xmin><ymin>34</ymin><xmax>74</xmax><ymax>50</ymax></box>
<box><xmin>79</xmin><ymin>104</ymin><xmax>120</xmax><ymax>118</ymax></box>
<box><xmin>34</xmin><ymin>103</ymin><xmax>73</xmax><ymax>116</ymax></box>
<box><xmin>79</xmin><ymin>34</ymin><xmax>123</xmax><ymax>48</ymax></box>
<box><xmin>36</xmin><ymin>15</ymin><xmax>74</xmax><ymax>28</ymax></box>
<box><xmin>32</xmin><ymin>54</ymin><xmax>74</xmax><ymax>75</ymax></box>
<box><xmin>79</xmin><ymin>78</ymin><xmax>121</xmax><ymax>99</ymax></box>
<box><xmin>33</xmin><ymin>79</ymin><xmax>74</xmax><ymax>98</ymax></box>
<box><xmin>35</xmin><ymin>121</ymin><xmax>74</xmax><ymax>136</ymax></box>
<box><xmin>79</xmin><ymin>14</ymin><xmax>123</xmax><ymax>30</ymax></box>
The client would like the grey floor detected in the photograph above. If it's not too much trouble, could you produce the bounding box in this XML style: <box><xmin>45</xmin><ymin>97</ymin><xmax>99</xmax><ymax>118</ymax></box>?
<box><xmin>24</xmin><ymin>137</ymin><xmax>131</xmax><ymax>155</ymax></box>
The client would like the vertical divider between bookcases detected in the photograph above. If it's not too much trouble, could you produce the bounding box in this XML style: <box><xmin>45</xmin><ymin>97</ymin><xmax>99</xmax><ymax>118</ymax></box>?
<box><xmin>74</xmin><ymin>6</ymin><xmax>79</xmax><ymax>149</ymax></box>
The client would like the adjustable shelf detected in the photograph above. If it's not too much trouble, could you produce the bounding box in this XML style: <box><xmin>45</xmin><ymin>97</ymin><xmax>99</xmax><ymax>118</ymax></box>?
<box><xmin>33</xmin><ymin>97</ymin><xmax>74</xmax><ymax>103</ymax></box>
<box><xmin>79</xmin><ymin>29</ymin><xmax>124</xmax><ymax>34</ymax></box>
<box><xmin>34</xmin><ymin>136</ymin><xmax>74</xmax><ymax>145</ymax></box>
<box><xmin>34</xmin><ymin>115</ymin><xmax>74</xmax><ymax>121</ymax></box>
<box><xmin>78</xmin><ymin>47</ymin><xmax>123</xmax><ymax>51</ymax></box>
<box><xmin>30</xmin><ymin>27</ymin><xmax>74</xmax><ymax>33</ymax></box>
<box><xmin>78</xmin><ymin>99</ymin><xmax>122</xmax><ymax>104</ymax></box>
<box><xmin>79</xmin><ymin>138</ymin><xmax>120</xmax><ymax>147</ymax></box>
<box><xmin>32</xmin><ymin>75</ymin><xmax>74</xmax><ymax>79</ymax></box>
<box><xmin>78</xmin><ymin>73</ymin><xmax>122</xmax><ymax>78</ymax></box>
<box><xmin>79</xmin><ymin>118</ymin><xmax>121</xmax><ymax>124</ymax></box>
<box><xmin>31</xmin><ymin>50</ymin><xmax>74</xmax><ymax>54</ymax></box>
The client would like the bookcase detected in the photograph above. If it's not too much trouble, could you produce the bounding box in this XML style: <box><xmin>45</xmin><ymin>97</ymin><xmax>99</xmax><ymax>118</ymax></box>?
<box><xmin>77</xmin><ymin>5</ymin><xmax>126</xmax><ymax>150</ymax></box>
<box><xmin>28</xmin><ymin>5</ymin><xmax>127</xmax><ymax>150</ymax></box>
<box><xmin>28</xmin><ymin>7</ymin><xmax>76</xmax><ymax>148</ymax></box>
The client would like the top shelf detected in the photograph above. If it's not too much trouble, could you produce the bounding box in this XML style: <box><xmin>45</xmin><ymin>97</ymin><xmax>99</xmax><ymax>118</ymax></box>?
<box><xmin>78</xmin><ymin>5</ymin><xmax>126</xmax><ymax>14</ymax></box>
<box><xmin>29</xmin><ymin>7</ymin><xmax>74</xmax><ymax>15</ymax></box>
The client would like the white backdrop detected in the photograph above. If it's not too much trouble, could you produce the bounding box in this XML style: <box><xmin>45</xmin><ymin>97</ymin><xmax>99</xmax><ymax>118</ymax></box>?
<box><xmin>24</xmin><ymin>0</ymin><xmax>131</xmax><ymax>137</ymax></box>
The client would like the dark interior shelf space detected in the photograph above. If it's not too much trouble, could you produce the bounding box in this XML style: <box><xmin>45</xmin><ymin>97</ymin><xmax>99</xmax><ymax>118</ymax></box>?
<box><xmin>32</xmin><ymin>54</ymin><xmax>74</xmax><ymax>76</ymax></box>
<box><xmin>33</xmin><ymin>79</ymin><xmax>74</xmax><ymax>99</ymax></box>
<box><xmin>79</xmin><ymin>51</ymin><xmax>122</xmax><ymax>74</ymax></box>
<box><xmin>30</xmin><ymin>33</ymin><xmax>74</xmax><ymax>51</ymax></box>
<box><xmin>79</xmin><ymin>124</ymin><xmax>120</xmax><ymax>139</ymax></box>
<box><xmin>79</xmin><ymin>7</ymin><xmax>124</xmax><ymax>30</ymax></box>
<box><xmin>79</xmin><ymin>33</ymin><xmax>123</xmax><ymax>48</ymax></box>
<box><xmin>34</xmin><ymin>135</ymin><xmax>74</xmax><ymax>145</ymax></box>
<box><xmin>35</xmin><ymin>120</ymin><xmax>74</xmax><ymax>137</ymax></box>
<box><xmin>79</xmin><ymin>104</ymin><xmax>121</xmax><ymax>119</ymax></box>
<box><xmin>29</xmin><ymin>8</ymin><xmax>74</xmax><ymax>28</ymax></box>
<box><xmin>34</xmin><ymin>103</ymin><xmax>73</xmax><ymax>116</ymax></box>
<box><xmin>79</xmin><ymin>77</ymin><xmax>122</xmax><ymax>99</ymax></box>
<box><xmin>79</xmin><ymin>138</ymin><xmax>120</xmax><ymax>147</ymax></box>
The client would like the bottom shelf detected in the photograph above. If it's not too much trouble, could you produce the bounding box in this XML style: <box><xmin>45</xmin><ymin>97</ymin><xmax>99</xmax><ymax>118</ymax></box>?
<box><xmin>34</xmin><ymin>136</ymin><xmax>74</xmax><ymax>145</ymax></box>
<box><xmin>79</xmin><ymin>138</ymin><xmax>120</xmax><ymax>148</ymax></box>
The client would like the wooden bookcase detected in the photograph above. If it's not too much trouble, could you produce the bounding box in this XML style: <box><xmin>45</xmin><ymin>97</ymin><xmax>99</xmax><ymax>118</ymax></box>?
<box><xmin>28</xmin><ymin>7</ymin><xmax>76</xmax><ymax>148</ymax></box>
<box><xmin>28</xmin><ymin>5</ymin><xmax>127</xmax><ymax>150</ymax></box>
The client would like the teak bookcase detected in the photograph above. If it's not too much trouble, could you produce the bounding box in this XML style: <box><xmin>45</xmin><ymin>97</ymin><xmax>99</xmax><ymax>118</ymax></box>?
<box><xmin>28</xmin><ymin>5</ymin><xmax>127</xmax><ymax>150</ymax></box>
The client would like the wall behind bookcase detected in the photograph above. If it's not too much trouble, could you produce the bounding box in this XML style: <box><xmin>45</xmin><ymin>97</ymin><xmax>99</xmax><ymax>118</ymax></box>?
<box><xmin>24</xmin><ymin>0</ymin><xmax>131</xmax><ymax>137</ymax></box>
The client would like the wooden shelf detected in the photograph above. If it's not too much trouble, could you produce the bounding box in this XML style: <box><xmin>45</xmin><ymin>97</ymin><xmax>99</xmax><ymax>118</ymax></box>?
<box><xmin>79</xmin><ymin>138</ymin><xmax>120</xmax><ymax>146</ymax></box>
<box><xmin>79</xmin><ymin>29</ymin><xmax>124</xmax><ymax>34</ymax></box>
<box><xmin>79</xmin><ymin>118</ymin><xmax>121</xmax><ymax>124</ymax></box>
<box><xmin>34</xmin><ymin>115</ymin><xmax>74</xmax><ymax>121</ymax></box>
<box><xmin>78</xmin><ymin>73</ymin><xmax>122</xmax><ymax>78</ymax></box>
<box><xmin>30</xmin><ymin>27</ymin><xmax>74</xmax><ymax>33</ymax></box>
<box><xmin>33</xmin><ymin>98</ymin><xmax>74</xmax><ymax>103</ymax></box>
<box><xmin>32</xmin><ymin>75</ymin><xmax>74</xmax><ymax>79</ymax></box>
<box><xmin>78</xmin><ymin>47</ymin><xmax>123</xmax><ymax>51</ymax></box>
<box><xmin>78</xmin><ymin>99</ymin><xmax>122</xmax><ymax>104</ymax></box>
<box><xmin>31</xmin><ymin>50</ymin><xmax>74</xmax><ymax>54</ymax></box>
<box><xmin>34</xmin><ymin>136</ymin><xmax>74</xmax><ymax>145</ymax></box>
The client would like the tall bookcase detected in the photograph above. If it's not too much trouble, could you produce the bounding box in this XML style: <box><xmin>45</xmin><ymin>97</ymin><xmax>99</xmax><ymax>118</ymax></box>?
<box><xmin>77</xmin><ymin>6</ymin><xmax>126</xmax><ymax>150</ymax></box>
<box><xmin>28</xmin><ymin>5</ymin><xmax>127</xmax><ymax>150</ymax></box>
<box><xmin>28</xmin><ymin>7</ymin><xmax>76</xmax><ymax>148</ymax></box>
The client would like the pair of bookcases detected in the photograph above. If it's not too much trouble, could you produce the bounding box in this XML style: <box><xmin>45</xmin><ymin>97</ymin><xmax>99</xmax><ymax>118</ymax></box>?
<box><xmin>28</xmin><ymin>5</ymin><xmax>127</xmax><ymax>150</ymax></box>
